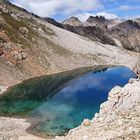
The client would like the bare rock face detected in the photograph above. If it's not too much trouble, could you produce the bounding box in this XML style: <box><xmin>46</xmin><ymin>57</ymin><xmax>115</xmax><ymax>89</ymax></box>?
<box><xmin>110</xmin><ymin>20</ymin><xmax>140</xmax><ymax>52</ymax></box>
<box><xmin>86</xmin><ymin>16</ymin><xmax>106</xmax><ymax>26</ymax></box>
<box><xmin>62</xmin><ymin>16</ymin><xmax>82</xmax><ymax>26</ymax></box>
<box><xmin>43</xmin><ymin>17</ymin><xmax>63</xmax><ymax>28</ymax></box>
<box><xmin>0</xmin><ymin>41</ymin><xmax>28</xmax><ymax>65</ymax></box>
<box><xmin>63</xmin><ymin>25</ymin><xmax>116</xmax><ymax>45</ymax></box>
<box><xmin>54</xmin><ymin>79</ymin><xmax>140</xmax><ymax>140</ymax></box>
<box><xmin>133</xmin><ymin>62</ymin><xmax>140</xmax><ymax>77</ymax></box>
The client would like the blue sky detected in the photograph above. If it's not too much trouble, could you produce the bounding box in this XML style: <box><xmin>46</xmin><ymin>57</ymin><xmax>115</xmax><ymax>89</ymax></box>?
<box><xmin>10</xmin><ymin>0</ymin><xmax>140</xmax><ymax>21</ymax></box>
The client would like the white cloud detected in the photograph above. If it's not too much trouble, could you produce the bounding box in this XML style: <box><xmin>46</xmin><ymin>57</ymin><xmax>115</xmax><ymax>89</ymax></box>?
<box><xmin>10</xmin><ymin>0</ymin><xmax>103</xmax><ymax>17</ymax></box>
<box><xmin>96</xmin><ymin>12</ymin><xmax>119</xmax><ymax>19</ymax></box>
<box><xmin>74</xmin><ymin>13</ymin><xmax>96</xmax><ymax>22</ymax></box>
<box><xmin>131</xmin><ymin>15</ymin><xmax>140</xmax><ymax>19</ymax></box>
<box><xmin>119</xmin><ymin>5</ymin><xmax>140</xmax><ymax>10</ymax></box>
<box><xmin>74</xmin><ymin>12</ymin><xmax>119</xmax><ymax>22</ymax></box>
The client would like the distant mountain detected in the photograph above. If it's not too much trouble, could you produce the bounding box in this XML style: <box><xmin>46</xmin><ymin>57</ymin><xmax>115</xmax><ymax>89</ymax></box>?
<box><xmin>60</xmin><ymin>16</ymin><xmax>140</xmax><ymax>52</ymax></box>
<box><xmin>62</xmin><ymin>16</ymin><xmax>82</xmax><ymax>26</ymax></box>
<box><xmin>110</xmin><ymin>20</ymin><xmax>140</xmax><ymax>52</ymax></box>
<box><xmin>135</xmin><ymin>18</ymin><xmax>140</xmax><ymax>23</ymax></box>
<box><xmin>85</xmin><ymin>16</ymin><xmax>107</xmax><ymax>26</ymax></box>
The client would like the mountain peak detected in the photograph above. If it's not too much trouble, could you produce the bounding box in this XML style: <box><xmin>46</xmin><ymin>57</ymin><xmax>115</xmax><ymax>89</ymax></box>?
<box><xmin>115</xmin><ymin>19</ymin><xmax>140</xmax><ymax>30</ymax></box>
<box><xmin>86</xmin><ymin>16</ymin><xmax>106</xmax><ymax>23</ymax></box>
<box><xmin>62</xmin><ymin>16</ymin><xmax>82</xmax><ymax>26</ymax></box>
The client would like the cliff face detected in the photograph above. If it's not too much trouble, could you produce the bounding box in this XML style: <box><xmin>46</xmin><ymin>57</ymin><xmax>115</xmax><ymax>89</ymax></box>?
<box><xmin>54</xmin><ymin>78</ymin><xmax>140</xmax><ymax>140</ymax></box>
<box><xmin>110</xmin><ymin>20</ymin><xmax>140</xmax><ymax>52</ymax></box>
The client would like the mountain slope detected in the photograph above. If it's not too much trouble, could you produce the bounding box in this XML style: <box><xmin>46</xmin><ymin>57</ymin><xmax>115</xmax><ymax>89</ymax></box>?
<box><xmin>110</xmin><ymin>20</ymin><xmax>140</xmax><ymax>52</ymax></box>
<box><xmin>0</xmin><ymin>1</ymin><xmax>139</xmax><ymax>86</ymax></box>
<box><xmin>61</xmin><ymin>16</ymin><xmax>140</xmax><ymax>52</ymax></box>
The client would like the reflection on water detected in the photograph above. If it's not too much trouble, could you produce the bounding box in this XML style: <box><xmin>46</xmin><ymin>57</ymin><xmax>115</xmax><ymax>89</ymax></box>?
<box><xmin>30</xmin><ymin>67</ymin><xmax>137</xmax><ymax>136</ymax></box>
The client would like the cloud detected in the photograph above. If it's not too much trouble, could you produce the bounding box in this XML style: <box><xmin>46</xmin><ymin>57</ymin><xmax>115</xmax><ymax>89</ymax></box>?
<box><xmin>131</xmin><ymin>15</ymin><xmax>140</xmax><ymax>19</ymax></box>
<box><xmin>10</xmin><ymin>0</ymin><xmax>103</xmax><ymax>17</ymax></box>
<box><xmin>74</xmin><ymin>13</ymin><xmax>96</xmax><ymax>22</ymax></box>
<box><xmin>96</xmin><ymin>12</ymin><xmax>119</xmax><ymax>19</ymax></box>
<box><xmin>74</xmin><ymin>12</ymin><xmax>119</xmax><ymax>22</ymax></box>
<box><xmin>118</xmin><ymin>5</ymin><xmax>140</xmax><ymax>10</ymax></box>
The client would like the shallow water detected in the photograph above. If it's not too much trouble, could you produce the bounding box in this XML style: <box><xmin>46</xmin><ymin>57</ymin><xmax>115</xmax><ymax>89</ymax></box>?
<box><xmin>30</xmin><ymin>67</ymin><xmax>136</xmax><ymax>136</ymax></box>
<box><xmin>0</xmin><ymin>66</ymin><xmax>137</xmax><ymax>137</ymax></box>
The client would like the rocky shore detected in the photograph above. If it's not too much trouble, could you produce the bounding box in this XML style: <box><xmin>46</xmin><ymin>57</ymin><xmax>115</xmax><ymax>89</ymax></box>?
<box><xmin>0</xmin><ymin>117</ymin><xmax>30</xmax><ymax>140</ymax></box>
<box><xmin>54</xmin><ymin>78</ymin><xmax>140</xmax><ymax>140</ymax></box>
<box><xmin>0</xmin><ymin>85</ymin><xmax>7</xmax><ymax>95</ymax></box>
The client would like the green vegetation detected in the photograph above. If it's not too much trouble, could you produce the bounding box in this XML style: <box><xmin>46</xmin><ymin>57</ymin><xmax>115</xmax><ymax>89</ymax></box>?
<box><xmin>0</xmin><ymin>11</ymin><xmax>39</xmax><ymax>46</ymax></box>
<box><xmin>41</xmin><ymin>24</ymin><xmax>55</xmax><ymax>36</ymax></box>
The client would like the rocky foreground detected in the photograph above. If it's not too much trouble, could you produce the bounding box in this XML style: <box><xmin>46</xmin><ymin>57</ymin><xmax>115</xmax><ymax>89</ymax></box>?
<box><xmin>54</xmin><ymin>78</ymin><xmax>140</xmax><ymax>140</ymax></box>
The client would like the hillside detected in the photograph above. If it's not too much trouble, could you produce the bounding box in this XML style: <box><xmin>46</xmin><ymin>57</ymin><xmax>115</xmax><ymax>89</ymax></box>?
<box><xmin>0</xmin><ymin>1</ymin><xmax>139</xmax><ymax>86</ymax></box>
<box><xmin>61</xmin><ymin>16</ymin><xmax>140</xmax><ymax>52</ymax></box>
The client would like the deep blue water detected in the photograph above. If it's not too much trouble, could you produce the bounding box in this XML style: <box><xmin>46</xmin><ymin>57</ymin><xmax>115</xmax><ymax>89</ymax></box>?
<box><xmin>30</xmin><ymin>67</ymin><xmax>137</xmax><ymax>136</ymax></box>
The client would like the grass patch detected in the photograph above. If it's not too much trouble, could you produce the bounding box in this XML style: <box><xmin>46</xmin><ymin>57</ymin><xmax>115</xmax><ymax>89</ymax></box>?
<box><xmin>0</xmin><ymin>11</ymin><xmax>39</xmax><ymax>46</ymax></box>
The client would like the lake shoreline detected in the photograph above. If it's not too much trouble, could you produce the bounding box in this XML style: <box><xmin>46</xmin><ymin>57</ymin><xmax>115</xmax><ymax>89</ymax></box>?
<box><xmin>0</xmin><ymin>64</ymin><xmax>139</xmax><ymax>140</ymax></box>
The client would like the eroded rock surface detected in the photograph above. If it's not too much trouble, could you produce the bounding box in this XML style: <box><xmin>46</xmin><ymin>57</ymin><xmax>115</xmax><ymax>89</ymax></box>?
<box><xmin>0</xmin><ymin>117</ymin><xmax>30</xmax><ymax>140</ymax></box>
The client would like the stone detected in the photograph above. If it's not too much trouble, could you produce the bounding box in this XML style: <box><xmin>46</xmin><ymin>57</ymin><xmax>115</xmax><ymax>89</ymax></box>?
<box><xmin>83</xmin><ymin>119</ymin><xmax>91</xmax><ymax>126</ymax></box>
<box><xmin>20</xmin><ymin>27</ymin><xmax>28</xmax><ymax>34</ymax></box>
<box><xmin>21</xmin><ymin>52</ymin><xmax>28</xmax><ymax>59</ymax></box>
<box><xmin>12</xmin><ymin>51</ymin><xmax>28</xmax><ymax>61</ymax></box>
<box><xmin>3</xmin><ymin>42</ymin><xmax>14</xmax><ymax>49</ymax></box>
<box><xmin>13</xmin><ymin>53</ymin><xmax>23</xmax><ymax>61</ymax></box>
<box><xmin>129</xmin><ymin>78</ymin><xmax>136</xmax><ymax>84</ymax></box>
<box><xmin>0</xmin><ymin>86</ymin><xmax>7</xmax><ymax>95</ymax></box>
<box><xmin>11</xmin><ymin>13</ymin><xmax>19</xmax><ymax>21</ymax></box>
<box><xmin>2</xmin><ymin>8</ymin><xmax>9</xmax><ymax>13</ymax></box>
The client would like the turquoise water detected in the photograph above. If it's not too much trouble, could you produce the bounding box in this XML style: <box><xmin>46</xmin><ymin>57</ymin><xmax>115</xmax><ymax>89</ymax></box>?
<box><xmin>30</xmin><ymin>67</ymin><xmax>137</xmax><ymax>136</ymax></box>
<box><xmin>0</xmin><ymin>66</ymin><xmax>137</xmax><ymax>137</ymax></box>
